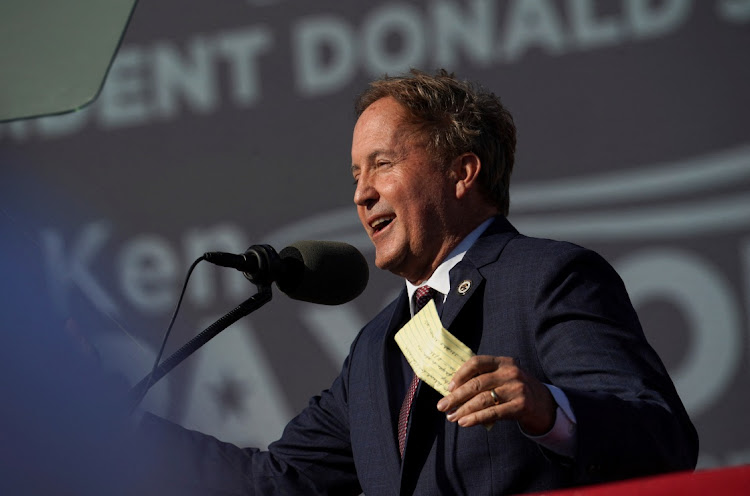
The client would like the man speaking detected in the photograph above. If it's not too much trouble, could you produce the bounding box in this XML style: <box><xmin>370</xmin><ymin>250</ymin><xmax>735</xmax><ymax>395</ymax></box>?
<box><xmin>138</xmin><ymin>69</ymin><xmax>698</xmax><ymax>495</ymax></box>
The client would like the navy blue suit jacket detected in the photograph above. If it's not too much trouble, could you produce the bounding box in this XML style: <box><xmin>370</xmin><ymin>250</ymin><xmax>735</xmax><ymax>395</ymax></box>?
<box><xmin>139</xmin><ymin>216</ymin><xmax>698</xmax><ymax>495</ymax></box>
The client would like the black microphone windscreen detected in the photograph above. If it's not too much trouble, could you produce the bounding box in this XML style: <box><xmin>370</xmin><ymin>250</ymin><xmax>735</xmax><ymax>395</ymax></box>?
<box><xmin>277</xmin><ymin>241</ymin><xmax>369</xmax><ymax>305</ymax></box>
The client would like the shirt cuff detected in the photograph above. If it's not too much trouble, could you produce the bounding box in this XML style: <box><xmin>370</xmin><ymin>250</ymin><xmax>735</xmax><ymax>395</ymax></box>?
<box><xmin>520</xmin><ymin>384</ymin><xmax>577</xmax><ymax>458</ymax></box>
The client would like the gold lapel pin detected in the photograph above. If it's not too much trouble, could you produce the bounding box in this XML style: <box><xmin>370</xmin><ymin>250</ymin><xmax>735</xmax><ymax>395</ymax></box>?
<box><xmin>457</xmin><ymin>280</ymin><xmax>471</xmax><ymax>295</ymax></box>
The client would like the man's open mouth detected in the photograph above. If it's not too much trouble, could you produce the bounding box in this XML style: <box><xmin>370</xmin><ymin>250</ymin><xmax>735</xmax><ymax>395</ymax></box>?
<box><xmin>371</xmin><ymin>216</ymin><xmax>395</xmax><ymax>233</ymax></box>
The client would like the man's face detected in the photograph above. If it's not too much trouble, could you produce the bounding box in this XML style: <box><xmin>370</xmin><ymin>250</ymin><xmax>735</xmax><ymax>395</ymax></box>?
<box><xmin>351</xmin><ymin>97</ymin><xmax>458</xmax><ymax>284</ymax></box>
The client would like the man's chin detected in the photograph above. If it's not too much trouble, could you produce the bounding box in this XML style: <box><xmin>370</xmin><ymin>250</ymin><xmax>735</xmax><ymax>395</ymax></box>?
<box><xmin>375</xmin><ymin>252</ymin><xmax>420</xmax><ymax>282</ymax></box>
<box><xmin>373</xmin><ymin>249</ymin><xmax>402</xmax><ymax>274</ymax></box>
<box><xmin>373</xmin><ymin>255</ymin><xmax>393</xmax><ymax>272</ymax></box>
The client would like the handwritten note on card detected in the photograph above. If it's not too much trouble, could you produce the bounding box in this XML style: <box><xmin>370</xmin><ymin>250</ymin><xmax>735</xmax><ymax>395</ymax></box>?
<box><xmin>394</xmin><ymin>299</ymin><xmax>474</xmax><ymax>396</ymax></box>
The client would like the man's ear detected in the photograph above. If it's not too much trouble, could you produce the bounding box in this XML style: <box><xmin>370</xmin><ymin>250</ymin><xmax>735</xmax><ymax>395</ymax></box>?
<box><xmin>451</xmin><ymin>153</ymin><xmax>482</xmax><ymax>199</ymax></box>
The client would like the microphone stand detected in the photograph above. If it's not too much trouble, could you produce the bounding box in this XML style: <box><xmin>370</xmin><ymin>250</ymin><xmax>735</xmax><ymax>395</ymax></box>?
<box><xmin>127</xmin><ymin>283</ymin><xmax>273</xmax><ymax>412</ymax></box>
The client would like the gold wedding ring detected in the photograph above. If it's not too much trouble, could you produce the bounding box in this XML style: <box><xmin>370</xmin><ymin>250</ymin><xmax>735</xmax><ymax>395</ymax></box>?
<box><xmin>489</xmin><ymin>389</ymin><xmax>501</xmax><ymax>405</ymax></box>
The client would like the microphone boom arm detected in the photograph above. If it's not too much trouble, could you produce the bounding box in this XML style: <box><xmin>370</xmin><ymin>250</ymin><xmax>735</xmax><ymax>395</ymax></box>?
<box><xmin>128</xmin><ymin>283</ymin><xmax>273</xmax><ymax>410</ymax></box>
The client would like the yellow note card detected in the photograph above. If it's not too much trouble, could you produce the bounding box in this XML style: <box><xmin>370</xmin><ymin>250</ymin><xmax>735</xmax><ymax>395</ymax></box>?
<box><xmin>394</xmin><ymin>299</ymin><xmax>475</xmax><ymax>396</ymax></box>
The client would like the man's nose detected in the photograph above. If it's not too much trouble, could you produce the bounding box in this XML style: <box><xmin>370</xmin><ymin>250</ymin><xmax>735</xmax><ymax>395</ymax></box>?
<box><xmin>353</xmin><ymin>174</ymin><xmax>377</xmax><ymax>207</ymax></box>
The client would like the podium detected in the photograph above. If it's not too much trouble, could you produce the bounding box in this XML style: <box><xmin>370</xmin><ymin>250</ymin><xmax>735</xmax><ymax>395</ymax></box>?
<box><xmin>528</xmin><ymin>464</ymin><xmax>750</xmax><ymax>496</ymax></box>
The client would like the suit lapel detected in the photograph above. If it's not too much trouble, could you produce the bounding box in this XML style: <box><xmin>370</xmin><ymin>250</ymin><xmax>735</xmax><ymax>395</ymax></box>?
<box><xmin>443</xmin><ymin>216</ymin><xmax>518</xmax><ymax>332</ymax></box>
<box><xmin>441</xmin><ymin>263</ymin><xmax>484</xmax><ymax>331</ymax></box>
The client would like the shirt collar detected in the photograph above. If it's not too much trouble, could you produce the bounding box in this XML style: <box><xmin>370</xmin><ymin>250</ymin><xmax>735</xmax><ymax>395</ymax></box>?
<box><xmin>406</xmin><ymin>218</ymin><xmax>493</xmax><ymax>315</ymax></box>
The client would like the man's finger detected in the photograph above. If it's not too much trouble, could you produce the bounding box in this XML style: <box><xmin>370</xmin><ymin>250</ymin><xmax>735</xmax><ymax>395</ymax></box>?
<box><xmin>456</xmin><ymin>401</ymin><xmax>520</xmax><ymax>428</ymax></box>
<box><xmin>443</xmin><ymin>380</ymin><xmax>516</xmax><ymax>419</ymax></box>
<box><xmin>439</xmin><ymin>373</ymin><xmax>496</xmax><ymax>412</ymax></box>
<box><xmin>448</xmin><ymin>355</ymin><xmax>512</xmax><ymax>391</ymax></box>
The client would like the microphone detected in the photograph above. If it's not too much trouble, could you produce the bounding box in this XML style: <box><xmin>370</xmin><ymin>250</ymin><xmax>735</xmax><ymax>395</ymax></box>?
<box><xmin>204</xmin><ymin>240</ymin><xmax>369</xmax><ymax>305</ymax></box>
